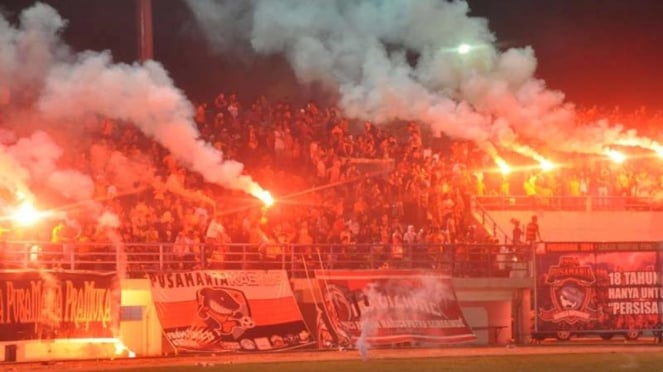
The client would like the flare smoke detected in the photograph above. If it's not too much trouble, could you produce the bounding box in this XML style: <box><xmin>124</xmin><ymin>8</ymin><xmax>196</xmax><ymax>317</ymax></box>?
<box><xmin>186</xmin><ymin>0</ymin><xmax>656</xmax><ymax>155</ymax></box>
<box><xmin>0</xmin><ymin>2</ymin><xmax>266</xmax><ymax>203</ymax></box>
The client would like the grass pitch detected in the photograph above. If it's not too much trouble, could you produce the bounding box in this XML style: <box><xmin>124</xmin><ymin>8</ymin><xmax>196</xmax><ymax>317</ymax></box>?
<box><xmin>118</xmin><ymin>352</ymin><xmax>663</xmax><ymax>372</ymax></box>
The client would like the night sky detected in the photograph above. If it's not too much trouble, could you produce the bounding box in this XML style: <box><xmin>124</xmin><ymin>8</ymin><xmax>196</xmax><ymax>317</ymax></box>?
<box><xmin>2</xmin><ymin>0</ymin><xmax>663</xmax><ymax>111</ymax></box>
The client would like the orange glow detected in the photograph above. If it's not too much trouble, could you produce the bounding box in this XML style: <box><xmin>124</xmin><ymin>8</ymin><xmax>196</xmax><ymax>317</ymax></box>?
<box><xmin>539</xmin><ymin>158</ymin><xmax>556</xmax><ymax>172</ymax></box>
<box><xmin>612</xmin><ymin>137</ymin><xmax>663</xmax><ymax>159</ymax></box>
<box><xmin>113</xmin><ymin>339</ymin><xmax>136</xmax><ymax>358</ymax></box>
<box><xmin>512</xmin><ymin>144</ymin><xmax>556</xmax><ymax>172</ymax></box>
<box><xmin>53</xmin><ymin>338</ymin><xmax>135</xmax><ymax>359</ymax></box>
<box><xmin>12</xmin><ymin>200</ymin><xmax>43</xmax><ymax>227</ymax></box>
<box><xmin>606</xmin><ymin>149</ymin><xmax>626</xmax><ymax>164</ymax></box>
<box><xmin>248</xmin><ymin>183</ymin><xmax>275</xmax><ymax>208</ymax></box>
<box><xmin>496</xmin><ymin>158</ymin><xmax>511</xmax><ymax>175</ymax></box>
<box><xmin>256</xmin><ymin>189</ymin><xmax>274</xmax><ymax>208</ymax></box>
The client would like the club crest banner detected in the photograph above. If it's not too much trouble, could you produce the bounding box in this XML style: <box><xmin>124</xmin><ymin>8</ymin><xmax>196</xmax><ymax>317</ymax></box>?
<box><xmin>536</xmin><ymin>243</ymin><xmax>663</xmax><ymax>335</ymax></box>
<box><xmin>0</xmin><ymin>270</ymin><xmax>119</xmax><ymax>341</ymax></box>
<box><xmin>315</xmin><ymin>270</ymin><xmax>476</xmax><ymax>346</ymax></box>
<box><xmin>149</xmin><ymin>270</ymin><xmax>314</xmax><ymax>352</ymax></box>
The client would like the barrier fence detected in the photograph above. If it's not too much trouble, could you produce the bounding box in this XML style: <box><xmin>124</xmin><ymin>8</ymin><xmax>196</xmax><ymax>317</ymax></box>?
<box><xmin>475</xmin><ymin>195</ymin><xmax>663</xmax><ymax>211</ymax></box>
<box><xmin>0</xmin><ymin>241</ymin><xmax>532</xmax><ymax>279</ymax></box>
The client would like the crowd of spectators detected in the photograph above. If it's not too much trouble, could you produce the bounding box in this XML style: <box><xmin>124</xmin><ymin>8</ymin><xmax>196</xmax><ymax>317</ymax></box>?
<box><xmin>2</xmin><ymin>96</ymin><xmax>663</xmax><ymax>272</ymax></box>
<box><xmin>477</xmin><ymin>105</ymin><xmax>663</xmax><ymax>205</ymax></box>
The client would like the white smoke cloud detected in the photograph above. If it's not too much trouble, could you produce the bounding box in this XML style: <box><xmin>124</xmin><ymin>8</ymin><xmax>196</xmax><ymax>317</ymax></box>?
<box><xmin>186</xmin><ymin>0</ymin><xmax>653</xmax><ymax>156</ymax></box>
<box><xmin>0</xmin><ymin>2</ymin><xmax>267</xmax><ymax>210</ymax></box>
<box><xmin>0</xmin><ymin>2</ymin><xmax>69</xmax><ymax>103</ymax></box>
<box><xmin>98</xmin><ymin>210</ymin><xmax>120</xmax><ymax>229</ymax></box>
<box><xmin>37</xmin><ymin>50</ymin><xmax>263</xmax><ymax>197</ymax></box>
<box><xmin>7</xmin><ymin>130</ymin><xmax>94</xmax><ymax>201</ymax></box>
<box><xmin>0</xmin><ymin>147</ymin><xmax>32</xmax><ymax>201</ymax></box>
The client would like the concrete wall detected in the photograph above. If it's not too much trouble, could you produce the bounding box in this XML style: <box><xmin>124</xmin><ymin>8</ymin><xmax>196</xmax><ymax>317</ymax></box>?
<box><xmin>486</xmin><ymin>210</ymin><xmax>663</xmax><ymax>242</ymax></box>
<box><xmin>119</xmin><ymin>279</ymin><xmax>163</xmax><ymax>357</ymax></box>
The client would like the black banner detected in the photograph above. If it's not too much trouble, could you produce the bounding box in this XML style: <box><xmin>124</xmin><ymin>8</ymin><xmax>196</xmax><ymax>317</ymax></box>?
<box><xmin>0</xmin><ymin>270</ymin><xmax>120</xmax><ymax>341</ymax></box>
<box><xmin>536</xmin><ymin>249</ymin><xmax>663</xmax><ymax>335</ymax></box>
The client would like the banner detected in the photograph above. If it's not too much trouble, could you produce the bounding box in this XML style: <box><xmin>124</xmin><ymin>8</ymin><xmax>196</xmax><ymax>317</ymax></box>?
<box><xmin>0</xmin><ymin>269</ymin><xmax>119</xmax><ymax>341</ymax></box>
<box><xmin>149</xmin><ymin>270</ymin><xmax>314</xmax><ymax>352</ymax></box>
<box><xmin>535</xmin><ymin>248</ymin><xmax>662</xmax><ymax>334</ymax></box>
<box><xmin>315</xmin><ymin>270</ymin><xmax>476</xmax><ymax>346</ymax></box>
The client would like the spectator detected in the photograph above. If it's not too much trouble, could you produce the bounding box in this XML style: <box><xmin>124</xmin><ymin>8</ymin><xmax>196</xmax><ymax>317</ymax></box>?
<box><xmin>511</xmin><ymin>219</ymin><xmax>522</xmax><ymax>245</ymax></box>
<box><xmin>205</xmin><ymin>214</ymin><xmax>230</xmax><ymax>268</ymax></box>
<box><xmin>525</xmin><ymin>216</ymin><xmax>542</xmax><ymax>245</ymax></box>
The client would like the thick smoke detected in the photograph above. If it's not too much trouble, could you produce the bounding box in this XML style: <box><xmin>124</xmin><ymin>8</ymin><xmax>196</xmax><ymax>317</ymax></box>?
<box><xmin>89</xmin><ymin>143</ymin><xmax>156</xmax><ymax>195</ymax></box>
<box><xmin>37</xmin><ymin>52</ymin><xmax>262</xmax><ymax>195</ymax></box>
<box><xmin>0</xmin><ymin>146</ymin><xmax>32</xmax><ymax>202</ymax></box>
<box><xmin>0</xmin><ymin>2</ymin><xmax>69</xmax><ymax>101</ymax></box>
<box><xmin>0</xmin><ymin>2</ymin><xmax>266</xmax><ymax>206</ymax></box>
<box><xmin>186</xmin><ymin>0</ymin><xmax>653</xmax><ymax>155</ymax></box>
<box><xmin>7</xmin><ymin>131</ymin><xmax>94</xmax><ymax>201</ymax></box>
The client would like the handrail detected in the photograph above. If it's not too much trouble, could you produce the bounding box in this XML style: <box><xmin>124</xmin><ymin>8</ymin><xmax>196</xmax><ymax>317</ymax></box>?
<box><xmin>0</xmin><ymin>241</ymin><xmax>532</xmax><ymax>279</ymax></box>
<box><xmin>472</xmin><ymin>197</ymin><xmax>511</xmax><ymax>244</ymax></box>
<box><xmin>475</xmin><ymin>195</ymin><xmax>663</xmax><ymax>211</ymax></box>
<box><xmin>10</xmin><ymin>239</ymin><xmax>660</xmax><ymax>279</ymax></box>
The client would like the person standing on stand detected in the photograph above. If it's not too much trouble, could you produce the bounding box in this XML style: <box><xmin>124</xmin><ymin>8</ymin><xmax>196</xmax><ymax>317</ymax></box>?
<box><xmin>525</xmin><ymin>215</ymin><xmax>542</xmax><ymax>246</ymax></box>
<box><xmin>511</xmin><ymin>219</ymin><xmax>522</xmax><ymax>245</ymax></box>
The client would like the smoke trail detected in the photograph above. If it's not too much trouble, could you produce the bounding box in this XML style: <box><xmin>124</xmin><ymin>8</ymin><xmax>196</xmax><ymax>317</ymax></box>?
<box><xmin>98</xmin><ymin>211</ymin><xmax>127</xmax><ymax>279</ymax></box>
<box><xmin>0</xmin><ymin>3</ymin><xmax>268</xmax><ymax>202</ymax></box>
<box><xmin>356</xmin><ymin>283</ymin><xmax>379</xmax><ymax>361</ymax></box>
<box><xmin>356</xmin><ymin>275</ymin><xmax>459</xmax><ymax>359</ymax></box>
<box><xmin>7</xmin><ymin>130</ymin><xmax>95</xmax><ymax>202</ymax></box>
<box><xmin>0</xmin><ymin>147</ymin><xmax>32</xmax><ymax>201</ymax></box>
<box><xmin>36</xmin><ymin>52</ymin><xmax>255</xmax><ymax>192</ymax></box>
<box><xmin>186</xmin><ymin>0</ymin><xmax>654</xmax><ymax>156</ymax></box>
<box><xmin>87</xmin><ymin>144</ymin><xmax>157</xmax><ymax>196</ymax></box>
<box><xmin>36</xmin><ymin>269</ymin><xmax>62</xmax><ymax>339</ymax></box>
<box><xmin>161</xmin><ymin>173</ymin><xmax>216</xmax><ymax>207</ymax></box>
<box><xmin>0</xmin><ymin>2</ymin><xmax>69</xmax><ymax>102</ymax></box>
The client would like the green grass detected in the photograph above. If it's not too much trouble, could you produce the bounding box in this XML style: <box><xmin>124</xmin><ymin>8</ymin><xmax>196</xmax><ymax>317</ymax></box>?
<box><xmin>118</xmin><ymin>353</ymin><xmax>663</xmax><ymax>372</ymax></box>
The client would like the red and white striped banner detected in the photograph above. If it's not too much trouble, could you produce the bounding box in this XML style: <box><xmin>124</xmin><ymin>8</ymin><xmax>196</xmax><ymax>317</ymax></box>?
<box><xmin>149</xmin><ymin>270</ymin><xmax>313</xmax><ymax>352</ymax></box>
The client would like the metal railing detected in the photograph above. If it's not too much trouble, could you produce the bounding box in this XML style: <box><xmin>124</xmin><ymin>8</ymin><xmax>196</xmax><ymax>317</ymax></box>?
<box><xmin>472</xmin><ymin>197</ymin><xmax>511</xmax><ymax>244</ymax></box>
<box><xmin>475</xmin><ymin>195</ymin><xmax>663</xmax><ymax>211</ymax></box>
<box><xmin>0</xmin><ymin>241</ymin><xmax>532</xmax><ymax>279</ymax></box>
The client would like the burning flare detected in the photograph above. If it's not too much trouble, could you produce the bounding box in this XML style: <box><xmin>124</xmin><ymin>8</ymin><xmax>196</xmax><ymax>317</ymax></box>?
<box><xmin>113</xmin><ymin>338</ymin><xmax>136</xmax><ymax>358</ymax></box>
<box><xmin>253</xmin><ymin>188</ymin><xmax>274</xmax><ymax>208</ymax></box>
<box><xmin>495</xmin><ymin>158</ymin><xmax>511</xmax><ymax>175</ymax></box>
<box><xmin>612</xmin><ymin>136</ymin><xmax>663</xmax><ymax>159</ymax></box>
<box><xmin>511</xmin><ymin>144</ymin><xmax>556</xmax><ymax>172</ymax></box>
<box><xmin>457</xmin><ymin>43</ymin><xmax>472</xmax><ymax>55</ymax></box>
<box><xmin>606</xmin><ymin>148</ymin><xmax>626</xmax><ymax>164</ymax></box>
<box><xmin>539</xmin><ymin>158</ymin><xmax>556</xmax><ymax>172</ymax></box>
<box><xmin>12</xmin><ymin>200</ymin><xmax>43</xmax><ymax>227</ymax></box>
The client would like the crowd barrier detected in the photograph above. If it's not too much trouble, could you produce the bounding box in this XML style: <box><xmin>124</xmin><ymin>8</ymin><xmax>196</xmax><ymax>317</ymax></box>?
<box><xmin>0</xmin><ymin>241</ymin><xmax>532</xmax><ymax>279</ymax></box>
<box><xmin>475</xmin><ymin>195</ymin><xmax>663</xmax><ymax>211</ymax></box>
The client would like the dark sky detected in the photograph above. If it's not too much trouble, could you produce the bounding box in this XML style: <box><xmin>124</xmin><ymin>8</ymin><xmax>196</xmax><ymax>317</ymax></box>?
<box><xmin>3</xmin><ymin>0</ymin><xmax>663</xmax><ymax>111</ymax></box>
